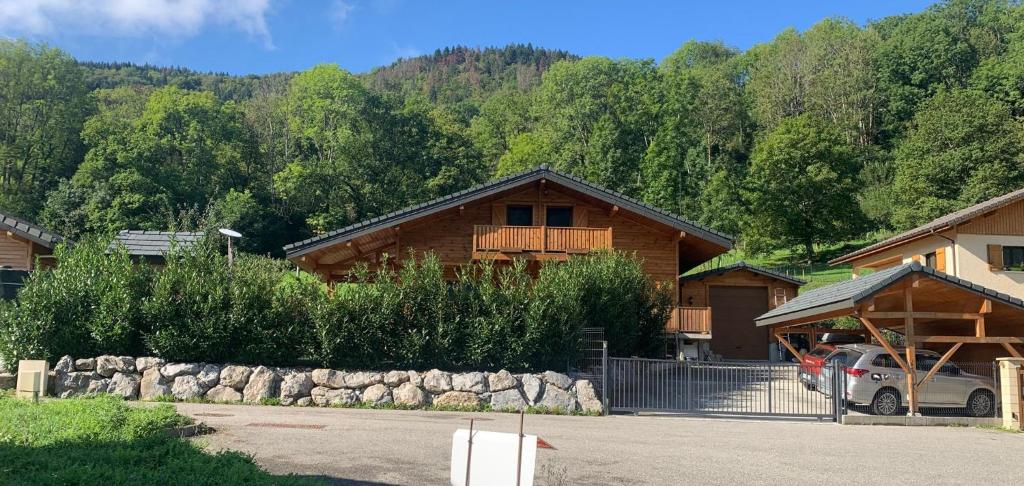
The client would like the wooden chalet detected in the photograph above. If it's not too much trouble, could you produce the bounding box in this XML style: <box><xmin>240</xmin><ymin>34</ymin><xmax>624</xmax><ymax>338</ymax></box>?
<box><xmin>284</xmin><ymin>165</ymin><xmax>738</xmax><ymax>334</ymax></box>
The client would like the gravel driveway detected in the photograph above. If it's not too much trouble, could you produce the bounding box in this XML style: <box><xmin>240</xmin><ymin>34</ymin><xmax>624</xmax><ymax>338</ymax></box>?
<box><xmin>175</xmin><ymin>403</ymin><xmax>1024</xmax><ymax>485</ymax></box>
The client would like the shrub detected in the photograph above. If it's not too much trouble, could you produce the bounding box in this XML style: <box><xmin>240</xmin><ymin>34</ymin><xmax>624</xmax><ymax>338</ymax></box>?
<box><xmin>145</xmin><ymin>242</ymin><xmax>321</xmax><ymax>365</ymax></box>
<box><xmin>3</xmin><ymin>241</ymin><xmax>668</xmax><ymax>371</ymax></box>
<box><xmin>0</xmin><ymin>238</ymin><xmax>149</xmax><ymax>366</ymax></box>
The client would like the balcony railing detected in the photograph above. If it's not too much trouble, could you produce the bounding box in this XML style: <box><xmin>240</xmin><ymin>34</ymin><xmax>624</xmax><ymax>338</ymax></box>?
<box><xmin>666</xmin><ymin>306</ymin><xmax>712</xmax><ymax>334</ymax></box>
<box><xmin>473</xmin><ymin>225</ymin><xmax>613</xmax><ymax>254</ymax></box>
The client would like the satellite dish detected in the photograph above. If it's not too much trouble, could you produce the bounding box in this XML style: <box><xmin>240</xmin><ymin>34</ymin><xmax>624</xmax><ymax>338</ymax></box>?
<box><xmin>218</xmin><ymin>228</ymin><xmax>242</xmax><ymax>238</ymax></box>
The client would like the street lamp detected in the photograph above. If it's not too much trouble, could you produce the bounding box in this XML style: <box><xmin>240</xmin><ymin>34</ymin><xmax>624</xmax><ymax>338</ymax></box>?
<box><xmin>218</xmin><ymin>228</ymin><xmax>242</xmax><ymax>267</ymax></box>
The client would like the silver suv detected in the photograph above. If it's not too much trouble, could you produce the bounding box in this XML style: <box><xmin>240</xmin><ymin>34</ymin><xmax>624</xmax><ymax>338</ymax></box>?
<box><xmin>820</xmin><ymin>344</ymin><xmax>996</xmax><ymax>417</ymax></box>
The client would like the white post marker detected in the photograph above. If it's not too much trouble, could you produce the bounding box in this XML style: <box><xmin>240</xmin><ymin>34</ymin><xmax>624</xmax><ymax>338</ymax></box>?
<box><xmin>218</xmin><ymin>228</ymin><xmax>242</xmax><ymax>267</ymax></box>
<box><xmin>450</xmin><ymin>429</ymin><xmax>537</xmax><ymax>486</ymax></box>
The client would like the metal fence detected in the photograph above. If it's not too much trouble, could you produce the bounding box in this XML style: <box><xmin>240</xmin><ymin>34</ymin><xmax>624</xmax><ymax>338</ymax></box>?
<box><xmin>569</xmin><ymin>328</ymin><xmax>607</xmax><ymax>395</ymax></box>
<box><xmin>605</xmin><ymin>356</ymin><xmax>843</xmax><ymax>420</ymax></box>
<box><xmin>839</xmin><ymin>360</ymin><xmax>1000</xmax><ymax>418</ymax></box>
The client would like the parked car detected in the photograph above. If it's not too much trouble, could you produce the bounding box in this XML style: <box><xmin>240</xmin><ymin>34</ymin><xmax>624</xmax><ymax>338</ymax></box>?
<box><xmin>820</xmin><ymin>344</ymin><xmax>996</xmax><ymax>417</ymax></box>
<box><xmin>798</xmin><ymin>333</ymin><xmax>866</xmax><ymax>390</ymax></box>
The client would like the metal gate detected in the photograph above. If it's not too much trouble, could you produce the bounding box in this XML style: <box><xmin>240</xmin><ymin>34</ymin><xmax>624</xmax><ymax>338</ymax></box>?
<box><xmin>605</xmin><ymin>356</ymin><xmax>844</xmax><ymax>420</ymax></box>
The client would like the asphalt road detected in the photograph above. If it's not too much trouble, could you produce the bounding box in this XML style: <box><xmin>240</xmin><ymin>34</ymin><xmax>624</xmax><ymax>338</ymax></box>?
<box><xmin>175</xmin><ymin>403</ymin><xmax>1024</xmax><ymax>485</ymax></box>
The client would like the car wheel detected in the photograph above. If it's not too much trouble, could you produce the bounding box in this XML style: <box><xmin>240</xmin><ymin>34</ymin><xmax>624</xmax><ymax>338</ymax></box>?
<box><xmin>871</xmin><ymin>388</ymin><xmax>901</xmax><ymax>416</ymax></box>
<box><xmin>967</xmin><ymin>390</ymin><xmax>995</xmax><ymax>417</ymax></box>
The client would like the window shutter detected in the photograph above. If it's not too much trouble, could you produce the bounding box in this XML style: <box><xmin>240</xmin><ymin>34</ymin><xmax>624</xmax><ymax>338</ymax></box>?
<box><xmin>988</xmin><ymin>244</ymin><xmax>1003</xmax><ymax>270</ymax></box>
<box><xmin>912</xmin><ymin>254</ymin><xmax>923</xmax><ymax>264</ymax></box>
<box><xmin>573</xmin><ymin>206</ymin><xmax>588</xmax><ymax>227</ymax></box>
<box><xmin>935</xmin><ymin>247</ymin><xmax>946</xmax><ymax>273</ymax></box>
<box><xmin>492</xmin><ymin>204</ymin><xmax>506</xmax><ymax>225</ymax></box>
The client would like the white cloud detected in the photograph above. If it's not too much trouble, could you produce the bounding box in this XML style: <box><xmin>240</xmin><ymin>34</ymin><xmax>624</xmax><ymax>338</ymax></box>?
<box><xmin>0</xmin><ymin>0</ymin><xmax>276</xmax><ymax>48</ymax></box>
<box><xmin>330</xmin><ymin>0</ymin><xmax>353</xmax><ymax>26</ymax></box>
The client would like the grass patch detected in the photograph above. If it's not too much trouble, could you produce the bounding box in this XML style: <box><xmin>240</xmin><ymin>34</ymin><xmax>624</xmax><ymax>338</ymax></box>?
<box><xmin>976</xmin><ymin>424</ymin><xmax>1022</xmax><ymax>433</ymax></box>
<box><xmin>0</xmin><ymin>394</ymin><xmax>323</xmax><ymax>485</ymax></box>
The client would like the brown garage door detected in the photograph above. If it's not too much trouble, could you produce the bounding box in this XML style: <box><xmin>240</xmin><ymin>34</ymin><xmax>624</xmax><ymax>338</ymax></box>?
<box><xmin>709</xmin><ymin>286</ymin><xmax>770</xmax><ymax>360</ymax></box>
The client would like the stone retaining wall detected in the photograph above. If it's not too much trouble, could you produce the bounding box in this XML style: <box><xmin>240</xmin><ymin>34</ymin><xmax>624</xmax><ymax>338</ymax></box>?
<box><xmin>1</xmin><ymin>355</ymin><xmax>604</xmax><ymax>414</ymax></box>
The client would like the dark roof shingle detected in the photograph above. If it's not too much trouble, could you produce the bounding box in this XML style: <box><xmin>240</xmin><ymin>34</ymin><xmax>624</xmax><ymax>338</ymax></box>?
<box><xmin>110</xmin><ymin>231</ymin><xmax>204</xmax><ymax>257</ymax></box>
<box><xmin>283</xmin><ymin>165</ymin><xmax>734</xmax><ymax>257</ymax></box>
<box><xmin>0</xmin><ymin>210</ymin><xmax>65</xmax><ymax>248</ymax></box>
<box><xmin>755</xmin><ymin>262</ymin><xmax>1024</xmax><ymax>326</ymax></box>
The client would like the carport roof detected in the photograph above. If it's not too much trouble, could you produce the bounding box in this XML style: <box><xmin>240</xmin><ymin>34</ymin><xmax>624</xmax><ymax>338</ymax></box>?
<box><xmin>755</xmin><ymin>262</ymin><xmax>1024</xmax><ymax>327</ymax></box>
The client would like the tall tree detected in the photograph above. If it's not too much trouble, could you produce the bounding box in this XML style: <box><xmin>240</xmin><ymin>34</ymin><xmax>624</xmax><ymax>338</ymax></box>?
<box><xmin>890</xmin><ymin>88</ymin><xmax>1024</xmax><ymax>228</ymax></box>
<box><xmin>0</xmin><ymin>40</ymin><xmax>91</xmax><ymax>218</ymax></box>
<box><xmin>642</xmin><ymin>41</ymin><xmax>749</xmax><ymax>225</ymax></box>
<box><xmin>744</xmin><ymin>115</ymin><xmax>863</xmax><ymax>259</ymax></box>
<box><xmin>499</xmin><ymin>57</ymin><xmax>661</xmax><ymax>197</ymax></box>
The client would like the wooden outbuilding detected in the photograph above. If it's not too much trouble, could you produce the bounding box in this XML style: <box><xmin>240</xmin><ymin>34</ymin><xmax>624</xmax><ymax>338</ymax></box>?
<box><xmin>0</xmin><ymin>211</ymin><xmax>65</xmax><ymax>271</ymax></box>
<box><xmin>676</xmin><ymin>262</ymin><xmax>805</xmax><ymax>360</ymax></box>
<box><xmin>756</xmin><ymin>262</ymin><xmax>1024</xmax><ymax>414</ymax></box>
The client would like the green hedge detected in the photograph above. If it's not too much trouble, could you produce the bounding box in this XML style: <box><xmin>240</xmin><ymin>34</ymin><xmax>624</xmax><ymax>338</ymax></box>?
<box><xmin>0</xmin><ymin>240</ymin><xmax>670</xmax><ymax>371</ymax></box>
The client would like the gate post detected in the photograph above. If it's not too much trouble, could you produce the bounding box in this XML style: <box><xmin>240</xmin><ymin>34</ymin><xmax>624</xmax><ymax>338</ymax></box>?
<box><xmin>601</xmin><ymin>341</ymin><xmax>609</xmax><ymax>416</ymax></box>
<box><xmin>997</xmin><ymin>357</ymin><xmax>1023</xmax><ymax>429</ymax></box>
<box><xmin>767</xmin><ymin>364</ymin><xmax>773</xmax><ymax>414</ymax></box>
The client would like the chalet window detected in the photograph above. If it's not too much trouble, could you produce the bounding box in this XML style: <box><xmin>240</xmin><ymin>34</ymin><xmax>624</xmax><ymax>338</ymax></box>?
<box><xmin>1002</xmin><ymin>246</ymin><xmax>1024</xmax><ymax>271</ymax></box>
<box><xmin>924</xmin><ymin>252</ymin><xmax>937</xmax><ymax>269</ymax></box>
<box><xmin>506</xmin><ymin>205</ymin><xmax>533</xmax><ymax>226</ymax></box>
<box><xmin>545</xmin><ymin>207</ymin><xmax>573</xmax><ymax>227</ymax></box>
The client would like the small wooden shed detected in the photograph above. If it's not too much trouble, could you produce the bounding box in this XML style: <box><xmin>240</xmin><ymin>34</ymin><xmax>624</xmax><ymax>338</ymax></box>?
<box><xmin>0</xmin><ymin>211</ymin><xmax>65</xmax><ymax>271</ymax></box>
<box><xmin>676</xmin><ymin>262</ymin><xmax>805</xmax><ymax>360</ymax></box>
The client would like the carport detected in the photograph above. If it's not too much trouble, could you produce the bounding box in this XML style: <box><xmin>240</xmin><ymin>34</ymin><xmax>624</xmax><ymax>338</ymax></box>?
<box><xmin>755</xmin><ymin>262</ymin><xmax>1024</xmax><ymax>415</ymax></box>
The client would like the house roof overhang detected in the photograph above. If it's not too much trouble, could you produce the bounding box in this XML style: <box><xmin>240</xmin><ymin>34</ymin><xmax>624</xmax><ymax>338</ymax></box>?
<box><xmin>0</xmin><ymin>211</ymin><xmax>66</xmax><ymax>249</ymax></box>
<box><xmin>283</xmin><ymin>165</ymin><xmax>734</xmax><ymax>271</ymax></box>
<box><xmin>829</xmin><ymin>186</ymin><xmax>1024</xmax><ymax>266</ymax></box>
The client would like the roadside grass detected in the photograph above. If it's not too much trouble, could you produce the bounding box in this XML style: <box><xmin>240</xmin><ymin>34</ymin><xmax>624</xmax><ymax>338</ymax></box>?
<box><xmin>0</xmin><ymin>394</ymin><xmax>323</xmax><ymax>485</ymax></box>
<box><xmin>976</xmin><ymin>424</ymin><xmax>1022</xmax><ymax>433</ymax></box>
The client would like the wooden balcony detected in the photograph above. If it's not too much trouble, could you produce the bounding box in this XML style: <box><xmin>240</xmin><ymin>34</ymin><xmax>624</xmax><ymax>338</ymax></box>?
<box><xmin>472</xmin><ymin>225</ymin><xmax>612</xmax><ymax>259</ymax></box>
<box><xmin>666</xmin><ymin>306</ymin><xmax>712</xmax><ymax>334</ymax></box>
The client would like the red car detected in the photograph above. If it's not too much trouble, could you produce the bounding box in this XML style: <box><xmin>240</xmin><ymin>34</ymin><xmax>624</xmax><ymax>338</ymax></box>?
<box><xmin>799</xmin><ymin>333</ymin><xmax>865</xmax><ymax>390</ymax></box>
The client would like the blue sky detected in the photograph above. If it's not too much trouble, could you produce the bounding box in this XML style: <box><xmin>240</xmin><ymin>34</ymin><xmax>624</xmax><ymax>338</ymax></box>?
<box><xmin>0</xmin><ymin>0</ymin><xmax>938</xmax><ymax>75</ymax></box>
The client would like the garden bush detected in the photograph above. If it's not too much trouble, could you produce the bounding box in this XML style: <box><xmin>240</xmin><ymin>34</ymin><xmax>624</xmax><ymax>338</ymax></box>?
<box><xmin>0</xmin><ymin>238</ymin><xmax>150</xmax><ymax>367</ymax></box>
<box><xmin>1</xmin><ymin>239</ymin><xmax>671</xmax><ymax>371</ymax></box>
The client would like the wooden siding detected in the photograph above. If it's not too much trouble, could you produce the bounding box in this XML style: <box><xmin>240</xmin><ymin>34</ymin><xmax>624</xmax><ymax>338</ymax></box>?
<box><xmin>0</xmin><ymin>233</ymin><xmax>31</xmax><ymax>270</ymax></box>
<box><xmin>309</xmin><ymin>184</ymin><xmax>686</xmax><ymax>302</ymax></box>
<box><xmin>960</xmin><ymin>198</ymin><xmax>1024</xmax><ymax>235</ymax></box>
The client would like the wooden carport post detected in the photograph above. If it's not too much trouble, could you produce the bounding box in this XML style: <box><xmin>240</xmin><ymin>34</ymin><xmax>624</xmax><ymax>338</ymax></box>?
<box><xmin>903</xmin><ymin>286</ymin><xmax>919</xmax><ymax>415</ymax></box>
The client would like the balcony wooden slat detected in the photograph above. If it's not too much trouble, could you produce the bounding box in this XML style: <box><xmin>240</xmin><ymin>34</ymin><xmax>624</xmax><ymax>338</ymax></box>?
<box><xmin>666</xmin><ymin>306</ymin><xmax>712</xmax><ymax>334</ymax></box>
<box><xmin>473</xmin><ymin>225</ymin><xmax>612</xmax><ymax>254</ymax></box>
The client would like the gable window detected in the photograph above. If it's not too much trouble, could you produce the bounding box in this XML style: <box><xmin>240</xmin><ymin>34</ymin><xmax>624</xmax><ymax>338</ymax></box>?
<box><xmin>1003</xmin><ymin>246</ymin><xmax>1024</xmax><ymax>271</ymax></box>
<box><xmin>545</xmin><ymin>207</ymin><xmax>573</xmax><ymax>227</ymax></box>
<box><xmin>506</xmin><ymin>205</ymin><xmax>533</xmax><ymax>226</ymax></box>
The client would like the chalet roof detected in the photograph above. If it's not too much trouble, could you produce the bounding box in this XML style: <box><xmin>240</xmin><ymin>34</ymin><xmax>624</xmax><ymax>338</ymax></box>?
<box><xmin>283</xmin><ymin>165</ymin><xmax>734</xmax><ymax>258</ymax></box>
<box><xmin>0</xmin><ymin>210</ymin><xmax>66</xmax><ymax>248</ymax></box>
<box><xmin>679</xmin><ymin>261</ymin><xmax>806</xmax><ymax>286</ymax></box>
<box><xmin>755</xmin><ymin>262</ymin><xmax>1024</xmax><ymax>327</ymax></box>
<box><xmin>111</xmin><ymin>231</ymin><xmax>204</xmax><ymax>257</ymax></box>
<box><xmin>830</xmin><ymin>187</ymin><xmax>1024</xmax><ymax>265</ymax></box>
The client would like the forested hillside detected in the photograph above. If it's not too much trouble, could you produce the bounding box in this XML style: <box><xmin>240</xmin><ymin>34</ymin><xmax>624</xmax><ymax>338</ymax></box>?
<box><xmin>1</xmin><ymin>0</ymin><xmax>1023</xmax><ymax>259</ymax></box>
